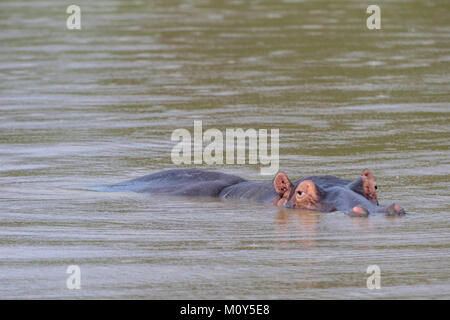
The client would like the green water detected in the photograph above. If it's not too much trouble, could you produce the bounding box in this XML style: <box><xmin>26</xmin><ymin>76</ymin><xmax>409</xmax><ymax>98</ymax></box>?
<box><xmin>0</xmin><ymin>0</ymin><xmax>449</xmax><ymax>299</ymax></box>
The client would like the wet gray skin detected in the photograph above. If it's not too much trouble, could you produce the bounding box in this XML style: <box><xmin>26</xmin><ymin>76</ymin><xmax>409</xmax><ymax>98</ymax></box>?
<box><xmin>301</xmin><ymin>176</ymin><xmax>378</xmax><ymax>205</ymax></box>
<box><xmin>283</xmin><ymin>184</ymin><xmax>402</xmax><ymax>217</ymax></box>
<box><xmin>1</xmin><ymin>0</ymin><xmax>448</xmax><ymax>300</ymax></box>
<box><xmin>102</xmin><ymin>168</ymin><xmax>246</xmax><ymax>197</ymax></box>
<box><xmin>218</xmin><ymin>176</ymin><xmax>356</xmax><ymax>204</ymax></box>
<box><xmin>221</xmin><ymin>173</ymin><xmax>392</xmax><ymax>216</ymax></box>
<box><xmin>104</xmin><ymin>169</ymin><xmax>402</xmax><ymax>216</ymax></box>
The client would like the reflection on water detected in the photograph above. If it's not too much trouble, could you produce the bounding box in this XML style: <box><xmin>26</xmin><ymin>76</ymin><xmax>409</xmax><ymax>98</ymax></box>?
<box><xmin>0</xmin><ymin>0</ymin><xmax>449</xmax><ymax>299</ymax></box>
<box><xmin>275</xmin><ymin>209</ymin><xmax>320</xmax><ymax>248</ymax></box>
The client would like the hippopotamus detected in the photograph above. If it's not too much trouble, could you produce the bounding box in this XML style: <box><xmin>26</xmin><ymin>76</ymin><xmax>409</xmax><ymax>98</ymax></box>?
<box><xmin>105</xmin><ymin>169</ymin><xmax>405</xmax><ymax>217</ymax></box>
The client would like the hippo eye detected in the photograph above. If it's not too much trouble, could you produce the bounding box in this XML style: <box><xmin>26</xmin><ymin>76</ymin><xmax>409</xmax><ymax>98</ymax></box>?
<box><xmin>297</xmin><ymin>191</ymin><xmax>303</xmax><ymax>196</ymax></box>
<box><xmin>375</xmin><ymin>186</ymin><xmax>378</xmax><ymax>190</ymax></box>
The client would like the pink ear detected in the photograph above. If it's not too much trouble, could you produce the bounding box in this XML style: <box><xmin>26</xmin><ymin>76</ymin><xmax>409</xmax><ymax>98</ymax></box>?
<box><xmin>361</xmin><ymin>169</ymin><xmax>378</xmax><ymax>204</ymax></box>
<box><xmin>273</xmin><ymin>172</ymin><xmax>292</xmax><ymax>198</ymax></box>
<box><xmin>362</xmin><ymin>169</ymin><xmax>375</xmax><ymax>181</ymax></box>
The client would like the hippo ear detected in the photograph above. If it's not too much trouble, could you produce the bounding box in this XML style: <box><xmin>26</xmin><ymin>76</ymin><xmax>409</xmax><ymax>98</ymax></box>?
<box><xmin>362</xmin><ymin>169</ymin><xmax>375</xmax><ymax>181</ymax></box>
<box><xmin>361</xmin><ymin>169</ymin><xmax>378</xmax><ymax>205</ymax></box>
<box><xmin>273</xmin><ymin>172</ymin><xmax>293</xmax><ymax>199</ymax></box>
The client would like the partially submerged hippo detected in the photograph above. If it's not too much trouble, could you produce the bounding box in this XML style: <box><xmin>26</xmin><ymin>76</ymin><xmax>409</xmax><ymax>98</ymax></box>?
<box><xmin>105</xmin><ymin>169</ymin><xmax>405</xmax><ymax>217</ymax></box>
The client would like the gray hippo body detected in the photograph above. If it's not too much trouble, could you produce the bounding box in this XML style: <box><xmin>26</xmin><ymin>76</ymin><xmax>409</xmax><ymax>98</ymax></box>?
<box><xmin>106</xmin><ymin>169</ymin><xmax>245</xmax><ymax>197</ymax></box>
<box><xmin>105</xmin><ymin>169</ymin><xmax>404</xmax><ymax>216</ymax></box>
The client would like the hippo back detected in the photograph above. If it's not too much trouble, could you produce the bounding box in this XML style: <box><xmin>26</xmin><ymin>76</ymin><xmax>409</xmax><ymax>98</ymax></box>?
<box><xmin>104</xmin><ymin>169</ymin><xmax>246</xmax><ymax>197</ymax></box>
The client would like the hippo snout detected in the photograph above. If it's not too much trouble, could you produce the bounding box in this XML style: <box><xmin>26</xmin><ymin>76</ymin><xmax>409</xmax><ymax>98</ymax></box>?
<box><xmin>385</xmin><ymin>203</ymin><xmax>406</xmax><ymax>216</ymax></box>
<box><xmin>348</xmin><ymin>206</ymin><xmax>370</xmax><ymax>217</ymax></box>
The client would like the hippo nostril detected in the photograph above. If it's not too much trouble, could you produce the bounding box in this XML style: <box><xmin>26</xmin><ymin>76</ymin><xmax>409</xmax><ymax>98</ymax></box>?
<box><xmin>395</xmin><ymin>205</ymin><xmax>406</xmax><ymax>215</ymax></box>
<box><xmin>386</xmin><ymin>203</ymin><xmax>406</xmax><ymax>216</ymax></box>
<box><xmin>348</xmin><ymin>206</ymin><xmax>369</xmax><ymax>217</ymax></box>
<box><xmin>353</xmin><ymin>206</ymin><xmax>367</xmax><ymax>214</ymax></box>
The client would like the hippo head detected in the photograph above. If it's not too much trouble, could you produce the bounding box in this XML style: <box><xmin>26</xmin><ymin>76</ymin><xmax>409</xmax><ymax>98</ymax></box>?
<box><xmin>273</xmin><ymin>171</ymin><xmax>405</xmax><ymax>217</ymax></box>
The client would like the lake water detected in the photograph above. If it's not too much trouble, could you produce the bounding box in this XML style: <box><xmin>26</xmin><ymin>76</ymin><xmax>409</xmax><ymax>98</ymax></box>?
<box><xmin>0</xmin><ymin>0</ymin><xmax>449</xmax><ymax>299</ymax></box>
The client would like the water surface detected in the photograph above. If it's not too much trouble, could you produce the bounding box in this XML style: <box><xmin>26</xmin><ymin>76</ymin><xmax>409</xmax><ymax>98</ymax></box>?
<box><xmin>0</xmin><ymin>0</ymin><xmax>449</xmax><ymax>299</ymax></box>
